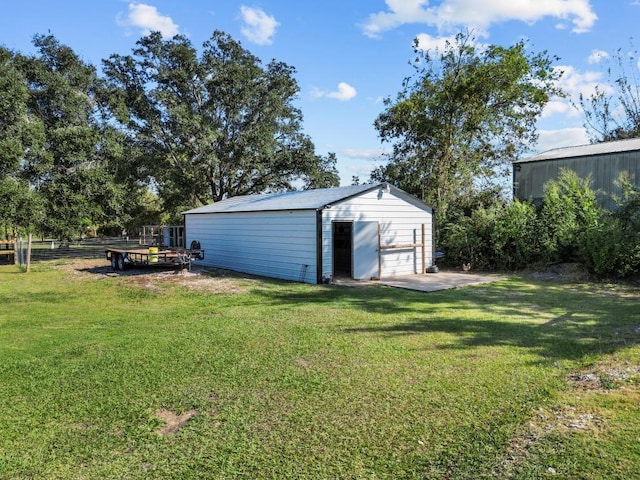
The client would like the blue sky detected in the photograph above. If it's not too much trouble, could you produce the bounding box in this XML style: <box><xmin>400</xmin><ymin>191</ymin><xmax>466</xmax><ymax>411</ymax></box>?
<box><xmin>1</xmin><ymin>0</ymin><xmax>639</xmax><ymax>185</ymax></box>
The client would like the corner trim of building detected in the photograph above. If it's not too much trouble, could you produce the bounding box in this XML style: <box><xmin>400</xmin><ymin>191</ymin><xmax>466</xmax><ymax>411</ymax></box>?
<box><xmin>316</xmin><ymin>209</ymin><xmax>323</xmax><ymax>284</ymax></box>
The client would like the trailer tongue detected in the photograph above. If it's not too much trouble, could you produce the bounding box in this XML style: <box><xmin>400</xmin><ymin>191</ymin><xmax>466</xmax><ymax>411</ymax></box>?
<box><xmin>105</xmin><ymin>246</ymin><xmax>204</xmax><ymax>272</ymax></box>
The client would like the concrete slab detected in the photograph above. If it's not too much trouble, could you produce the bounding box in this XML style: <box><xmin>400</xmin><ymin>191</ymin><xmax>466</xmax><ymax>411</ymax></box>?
<box><xmin>378</xmin><ymin>271</ymin><xmax>504</xmax><ymax>292</ymax></box>
<box><xmin>334</xmin><ymin>271</ymin><xmax>504</xmax><ymax>292</ymax></box>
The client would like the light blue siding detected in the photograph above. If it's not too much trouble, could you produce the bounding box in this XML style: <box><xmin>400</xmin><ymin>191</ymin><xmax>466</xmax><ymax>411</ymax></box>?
<box><xmin>186</xmin><ymin>210</ymin><xmax>317</xmax><ymax>283</ymax></box>
<box><xmin>184</xmin><ymin>184</ymin><xmax>434</xmax><ymax>284</ymax></box>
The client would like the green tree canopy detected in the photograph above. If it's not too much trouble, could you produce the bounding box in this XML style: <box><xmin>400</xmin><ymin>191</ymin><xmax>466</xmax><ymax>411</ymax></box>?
<box><xmin>0</xmin><ymin>45</ymin><xmax>46</xmax><ymax>236</ymax></box>
<box><xmin>9</xmin><ymin>34</ymin><xmax>125</xmax><ymax>241</ymax></box>
<box><xmin>102</xmin><ymin>30</ymin><xmax>338</xmax><ymax>214</ymax></box>
<box><xmin>372</xmin><ymin>31</ymin><xmax>563</xmax><ymax>225</ymax></box>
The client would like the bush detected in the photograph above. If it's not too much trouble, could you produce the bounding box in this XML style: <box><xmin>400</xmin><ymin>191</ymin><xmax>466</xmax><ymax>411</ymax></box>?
<box><xmin>441</xmin><ymin>200</ymin><xmax>540</xmax><ymax>271</ymax></box>
<box><xmin>582</xmin><ymin>216</ymin><xmax>627</xmax><ymax>276</ymax></box>
<box><xmin>441</xmin><ymin>206</ymin><xmax>497</xmax><ymax>269</ymax></box>
<box><xmin>491</xmin><ymin>200</ymin><xmax>540</xmax><ymax>270</ymax></box>
<box><xmin>582</xmin><ymin>174</ymin><xmax>640</xmax><ymax>277</ymax></box>
<box><xmin>539</xmin><ymin>169</ymin><xmax>601</xmax><ymax>262</ymax></box>
<box><xmin>439</xmin><ymin>169</ymin><xmax>640</xmax><ymax>278</ymax></box>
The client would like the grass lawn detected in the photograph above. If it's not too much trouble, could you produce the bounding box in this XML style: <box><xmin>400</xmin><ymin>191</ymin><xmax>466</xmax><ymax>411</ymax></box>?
<box><xmin>1</xmin><ymin>261</ymin><xmax>639</xmax><ymax>479</ymax></box>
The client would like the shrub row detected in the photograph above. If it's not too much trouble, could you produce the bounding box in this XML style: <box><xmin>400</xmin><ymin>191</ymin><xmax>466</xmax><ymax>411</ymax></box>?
<box><xmin>440</xmin><ymin>169</ymin><xmax>640</xmax><ymax>278</ymax></box>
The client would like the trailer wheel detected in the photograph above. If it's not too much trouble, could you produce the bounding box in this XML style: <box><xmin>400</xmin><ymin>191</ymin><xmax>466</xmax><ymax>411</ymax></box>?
<box><xmin>110</xmin><ymin>253</ymin><xmax>118</xmax><ymax>271</ymax></box>
<box><xmin>116</xmin><ymin>254</ymin><xmax>126</xmax><ymax>271</ymax></box>
<box><xmin>190</xmin><ymin>240</ymin><xmax>204</xmax><ymax>260</ymax></box>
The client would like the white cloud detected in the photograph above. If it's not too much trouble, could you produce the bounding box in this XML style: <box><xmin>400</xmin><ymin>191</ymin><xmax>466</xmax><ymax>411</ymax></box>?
<box><xmin>538</xmin><ymin>65</ymin><xmax>613</xmax><ymax>121</ymax></box>
<box><xmin>116</xmin><ymin>3</ymin><xmax>179</xmax><ymax>37</ymax></box>
<box><xmin>588</xmin><ymin>49</ymin><xmax>609</xmax><ymax>64</ymax></box>
<box><xmin>361</xmin><ymin>0</ymin><xmax>434</xmax><ymax>38</ymax></box>
<box><xmin>361</xmin><ymin>0</ymin><xmax>597</xmax><ymax>37</ymax></box>
<box><xmin>240</xmin><ymin>6</ymin><xmax>279</xmax><ymax>45</ymax></box>
<box><xmin>328</xmin><ymin>82</ymin><xmax>357</xmax><ymax>101</ymax></box>
<box><xmin>414</xmin><ymin>32</ymin><xmax>489</xmax><ymax>54</ymax></box>
<box><xmin>340</xmin><ymin>148</ymin><xmax>388</xmax><ymax>160</ymax></box>
<box><xmin>311</xmin><ymin>82</ymin><xmax>358</xmax><ymax>101</ymax></box>
<box><xmin>557</xmin><ymin>65</ymin><xmax>612</xmax><ymax>101</ymax></box>
<box><xmin>542</xmin><ymin>100</ymin><xmax>575</xmax><ymax>118</ymax></box>
<box><xmin>415</xmin><ymin>32</ymin><xmax>457</xmax><ymax>52</ymax></box>
<box><xmin>536</xmin><ymin>128</ymin><xmax>589</xmax><ymax>152</ymax></box>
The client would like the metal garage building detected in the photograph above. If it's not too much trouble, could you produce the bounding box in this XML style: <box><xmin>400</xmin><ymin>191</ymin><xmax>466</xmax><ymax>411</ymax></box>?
<box><xmin>183</xmin><ymin>183</ymin><xmax>434</xmax><ymax>284</ymax></box>
<box><xmin>513</xmin><ymin>138</ymin><xmax>640</xmax><ymax>209</ymax></box>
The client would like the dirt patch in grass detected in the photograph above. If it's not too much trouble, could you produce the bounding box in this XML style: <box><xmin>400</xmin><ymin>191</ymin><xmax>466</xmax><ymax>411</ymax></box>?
<box><xmin>495</xmin><ymin>405</ymin><xmax>605</xmax><ymax>477</ymax></box>
<box><xmin>171</xmin><ymin>271</ymin><xmax>257</xmax><ymax>294</ymax></box>
<box><xmin>569</xmin><ymin>363</ymin><xmax>640</xmax><ymax>391</ymax></box>
<box><xmin>155</xmin><ymin>409</ymin><xmax>198</xmax><ymax>436</ymax></box>
<box><xmin>496</xmin><ymin>360</ymin><xmax>640</xmax><ymax>477</ymax></box>
<box><xmin>296</xmin><ymin>358</ymin><xmax>311</xmax><ymax>368</ymax></box>
<box><xmin>53</xmin><ymin>258</ymin><xmax>110</xmax><ymax>273</ymax></box>
<box><xmin>521</xmin><ymin>262</ymin><xmax>591</xmax><ymax>282</ymax></box>
<box><xmin>54</xmin><ymin>258</ymin><xmax>256</xmax><ymax>294</ymax></box>
<box><xmin>531</xmin><ymin>405</ymin><xmax>605</xmax><ymax>433</ymax></box>
<box><xmin>120</xmin><ymin>269</ymin><xmax>253</xmax><ymax>295</ymax></box>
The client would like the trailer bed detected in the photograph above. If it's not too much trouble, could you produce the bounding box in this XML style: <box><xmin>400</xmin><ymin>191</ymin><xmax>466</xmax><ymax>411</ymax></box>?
<box><xmin>105</xmin><ymin>247</ymin><xmax>204</xmax><ymax>271</ymax></box>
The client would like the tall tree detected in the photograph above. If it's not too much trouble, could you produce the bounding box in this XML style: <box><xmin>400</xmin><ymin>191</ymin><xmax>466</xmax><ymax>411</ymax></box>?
<box><xmin>580</xmin><ymin>42</ymin><xmax>640</xmax><ymax>142</ymax></box>
<box><xmin>0</xmin><ymin>46</ymin><xmax>46</xmax><ymax>237</ymax></box>
<box><xmin>373</xmin><ymin>31</ymin><xmax>563</xmax><ymax>225</ymax></box>
<box><xmin>13</xmin><ymin>35</ymin><xmax>125</xmax><ymax>241</ymax></box>
<box><xmin>102</xmin><ymin>30</ymin><xmax>338</xmax><ymax>214</ymax></box>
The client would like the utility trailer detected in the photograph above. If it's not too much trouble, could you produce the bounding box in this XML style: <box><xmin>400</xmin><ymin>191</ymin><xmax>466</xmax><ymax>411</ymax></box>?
<box><xmin>105</xmin><ymin>244</ymin><xmax>204</xmax><ymax>272</ymax></box>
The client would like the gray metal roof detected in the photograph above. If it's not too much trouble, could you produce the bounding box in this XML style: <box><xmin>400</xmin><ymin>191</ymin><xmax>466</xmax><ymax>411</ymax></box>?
<box><xmin>515</xmin><ymin>137</ymin><xmax>640</xmax><ymax>164</ymax></box>
<box><xmin>183</xmin><ymin>183</ymin><xmax>386</xmax><ymax>214</ymax></box>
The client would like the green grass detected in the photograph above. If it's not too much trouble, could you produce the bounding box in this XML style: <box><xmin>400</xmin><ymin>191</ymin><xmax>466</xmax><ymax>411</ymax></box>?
<box><xmin>1</xmin><ymin>262</ymin><xmax>639</xmax><ymax>479</ymax></box>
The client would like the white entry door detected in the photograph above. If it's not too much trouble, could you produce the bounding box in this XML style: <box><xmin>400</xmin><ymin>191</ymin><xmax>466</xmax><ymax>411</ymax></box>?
<box><xmin>353</xmin><ymin>221</ymin><xmax>379</xmax><ymax>280</ymax></box>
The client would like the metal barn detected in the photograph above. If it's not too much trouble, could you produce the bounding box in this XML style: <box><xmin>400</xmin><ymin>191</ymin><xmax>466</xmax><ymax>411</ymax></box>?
<box><xmin>513</xmin><ymin>138</ymin><xmax>640</xmax><ymax>209</ymax></box>
<box><xmin>183</xmin><ymin>183</ymin><xmax>434</xmax><ymax>284</ymax></box>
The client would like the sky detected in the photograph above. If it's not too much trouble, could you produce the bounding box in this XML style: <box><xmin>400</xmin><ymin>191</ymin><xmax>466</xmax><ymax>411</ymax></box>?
<box><xmin>1</xmin><ymin>0</ymin><xmax>639</xmax><ymax>186</ymax></box>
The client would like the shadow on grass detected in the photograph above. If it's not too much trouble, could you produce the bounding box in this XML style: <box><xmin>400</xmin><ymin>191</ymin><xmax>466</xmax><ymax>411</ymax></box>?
<box><xmin>79</xmin><ymin>265</ymin><xmax>185</xmax><ymax>277</ymax></box>
<box><xmin>252</xmin><ymin>278</ymin><xmax>640</xmax><ymax>363</ymax></box>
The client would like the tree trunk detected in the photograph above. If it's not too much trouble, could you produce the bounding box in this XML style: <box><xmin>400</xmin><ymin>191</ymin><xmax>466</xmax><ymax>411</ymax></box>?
<box><xmin>26</xmin><ymin>233</ymin><xmax>32</xmax><ymax>273</ymax></box>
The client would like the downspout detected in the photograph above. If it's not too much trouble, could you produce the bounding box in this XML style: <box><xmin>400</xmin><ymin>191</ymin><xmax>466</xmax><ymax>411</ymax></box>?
<box><xmin>432</xmin><ymin>207</ymin><xmax>437</xmax><ymax>265</ymax></box>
